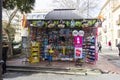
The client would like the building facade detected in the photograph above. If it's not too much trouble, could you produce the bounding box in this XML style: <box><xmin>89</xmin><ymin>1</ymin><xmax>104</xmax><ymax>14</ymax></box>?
<box><xmin>99</xmin><ymin>0</ymin><xmax>120</xmax><ymax>47</ymax></box>
<box><xmin>112</xmin><ymin>0</ymin><xmax>120</xmax><ymax>45</ymax></box>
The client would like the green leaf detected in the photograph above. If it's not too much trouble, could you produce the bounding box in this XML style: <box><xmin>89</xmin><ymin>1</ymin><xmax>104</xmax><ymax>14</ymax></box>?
<box><xmin>75</xmin><ymin>21</ymin><xmax>82</xmax><ymax>27</ymax></box>
<box><xmin>32</xmin><ymin>21</ymin><xmax>37</xmax><ymax>26</ymax></box>
<box><xmin>65</xmin><ymin>21</ymin><xmax>70</xmax><ymax>26</ymax></box>
<box><xmin>88</xmin><ymin>20</ymin><xmax>97</xmax><ymax>26</ymax></box>
<box><xmin>54</xmin><ymin>21</ymin><xmax>58</xmax><ymax>25</ymax></box>
<box><xmin>88</xmin><ymin>21</ymin><xmax>93</xmax><ymax>26</ymax></box>
<box><xmin>45</xmin><ymin>22</ymin><xmax>48</xmax><ymax>27</ymax></box>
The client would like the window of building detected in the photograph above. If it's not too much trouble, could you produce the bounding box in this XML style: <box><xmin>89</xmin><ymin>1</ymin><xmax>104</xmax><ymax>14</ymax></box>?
<box><xmin>116</xmin><ymin>15</ymin><xmax>120</xmax><ymax>25</ymax></box>
<box><xmin>118</xmin><ymin>30</ymin><xmax>120</xmax><ymax>38</ymax></box>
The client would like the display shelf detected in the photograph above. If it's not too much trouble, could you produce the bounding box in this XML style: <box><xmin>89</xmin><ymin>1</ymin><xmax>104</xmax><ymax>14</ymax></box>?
<box><xmin>83</xmin><ymin>36</ymin><xmax>96</xmax><ymax>64</ymax></box>
<box><xmin>30</xmin><ymin>41</ymin><xmax>40</xmax><ymax>63</ymax></box>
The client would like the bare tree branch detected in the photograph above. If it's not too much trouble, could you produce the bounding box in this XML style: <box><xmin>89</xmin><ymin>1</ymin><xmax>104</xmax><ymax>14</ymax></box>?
<box><xmin>4</xmin><ymin>9</ymin><xmax>10</xmax><ymax>18</ymax></box>
<box><xmin>7</xmin><ymin>6</ymin><xmax>19</xmax><ymax>28</ymax></box>
<box><xmin>52</xmin><ymin>0</ymin><xmax>101</xmax><ymax>18</ymax></box>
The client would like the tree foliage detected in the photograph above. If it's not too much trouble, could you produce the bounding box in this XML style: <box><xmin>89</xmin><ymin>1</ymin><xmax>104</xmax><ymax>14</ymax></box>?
<box><xmin>3</xmin><ymin>0</ymin><xmax>35</xmax><ymax>13</ymax></box>
<box><xmin>2</xmin><ymin>0</ymin><xmax>35</xmax><ymax>56</ymax></box>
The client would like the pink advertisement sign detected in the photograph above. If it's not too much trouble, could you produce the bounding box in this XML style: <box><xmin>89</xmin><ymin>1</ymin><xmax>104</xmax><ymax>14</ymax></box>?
<box><xmin>74</xmin><ymin>36</ymin><xmax>83</xmax><ymax>59</ymax></box>
<box><xmin>74</xmin><ymin>36</ymin><xmax>83</xmax><ymax>48</ymax></box>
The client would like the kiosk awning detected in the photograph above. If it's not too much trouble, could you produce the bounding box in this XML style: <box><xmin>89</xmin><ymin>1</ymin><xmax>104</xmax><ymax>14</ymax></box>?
<box><xmin>45</xmin><ymin>9</ymin><xmax>83</xmax><ymax>20</ymax></box>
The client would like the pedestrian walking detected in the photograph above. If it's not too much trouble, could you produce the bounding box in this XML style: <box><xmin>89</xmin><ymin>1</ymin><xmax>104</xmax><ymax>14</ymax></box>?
<box><xmin>116</xmin><ymin>42</ymin><xmax>120</xmax><ymax>56</ymax></box>
<box><xmin>2</xmin><ymin>42</ymin><xmax>8</xmax><ymax>74</ymax></box>
<box><xmin>98</xmin><ymin>42</ymin><xmax>102</xmax><ymax>53</ymax></box>
<box><xmin>108</xmin><ymin>41</ymin><xmax>112</xmax><ymax>50</ymax></box>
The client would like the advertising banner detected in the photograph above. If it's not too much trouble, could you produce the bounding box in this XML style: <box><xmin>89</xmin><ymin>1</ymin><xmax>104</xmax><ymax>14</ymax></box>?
<box><xmin>74</xmin><ymin>36</ymin><xmax>83</xmax><ymax>47</ymax></box>
<box><xmin>72</xmin><ymin>30</ymin><xmax>84</xmax><ymax>59</ymax></box>
<box><xmin>74</xmin><ymin>47</ymin><xmax>82</xmax><ymax>59</ymax></box>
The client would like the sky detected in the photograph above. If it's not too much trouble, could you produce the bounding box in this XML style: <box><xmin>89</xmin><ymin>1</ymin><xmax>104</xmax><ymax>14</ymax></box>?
<box><xmin>34</xmin><ymin>0</ymin><xmax>107</xmax><ymax>10</ymax></box>
<box><xmin>34</xmin><ymin>0</ymin><xmax>107</xmax><ymax>18</ymax></box>
<box><xmin>34</xmin><ymin>0</ymin><xmax>54</xmax><ymax>10</ymax></box>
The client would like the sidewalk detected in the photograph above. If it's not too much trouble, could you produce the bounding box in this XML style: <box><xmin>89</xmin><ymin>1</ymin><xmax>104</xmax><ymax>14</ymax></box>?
<box><xmin>6</xmin><ymin>46</ymin><xmax>120</xmax><ymax>74</ymax></box>
<box><xmin>3</xmin><ymin>73</ymin><xmax>120</xmax><ymax>80</ymax></box>
<box><xmin>6</xmin><ymin>54</ymin><xmax>120</xmax><ymax>74</ymax></box>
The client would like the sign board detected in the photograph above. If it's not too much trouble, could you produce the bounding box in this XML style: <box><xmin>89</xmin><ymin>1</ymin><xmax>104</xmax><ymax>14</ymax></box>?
<box><xmin>27</xmin><ymin>13</ymin><xmax>47</xmax><ymax>20</ymax></box>
<box><xmin>72</xmin><ymin>30</ymin><xmax>84</xmax><ymax>59</ymax></box>
<box><xmin>74</xmin><ymin>36</ymin><xmax>83</xmax><ymax>47</ymax></box>
<box><xmin>74</xmin><ymin>47</ymin><xmax>82</xmax><ymax>58</ymax></box>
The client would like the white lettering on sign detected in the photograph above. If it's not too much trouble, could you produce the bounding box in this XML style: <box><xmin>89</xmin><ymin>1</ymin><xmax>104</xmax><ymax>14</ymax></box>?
<box><xmin>27</xmin><ymin>13</ymin><xmax>47</xmax><ymax>20</ymax></box>
<box><xmin>77</xmin><ymin>37</ymin><xmax>80</xmax><ymax>43</ymax></box>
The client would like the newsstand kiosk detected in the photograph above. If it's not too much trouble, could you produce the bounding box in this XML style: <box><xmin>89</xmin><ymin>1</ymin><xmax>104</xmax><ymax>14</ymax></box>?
<box><xmin>22</xmin><ymin>17</ymin><xmax>100</xmax><ymax>64</ymax></box>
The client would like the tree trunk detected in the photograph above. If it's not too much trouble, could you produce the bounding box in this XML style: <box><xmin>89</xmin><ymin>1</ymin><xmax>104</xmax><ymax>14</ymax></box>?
<box><xmin>6</xmin><ymin>31</ymin><xmax>13</xmax><ymax>57</ymax></box>
<box><xmin>5</xmin><ymin>7</ymin><xmax>19</xmax><ymax>57</ymax></box>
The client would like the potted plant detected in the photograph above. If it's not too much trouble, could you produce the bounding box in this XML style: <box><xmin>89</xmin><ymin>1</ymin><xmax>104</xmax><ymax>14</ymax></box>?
<box><xmin>82</xmin><ymin>20</ymin><xmax>88</xmax><ymax>28</ymax></box>
<box><xmin>48</xmin><ymin>20</ymin><xmax>55</xmax><ymax>28</ymax></box>
<box><xmin>31</xmin><ymin>21</ymin><xmax>37</xmax><ymax>26</ymax></box>
<box><xmin>70</xmin><ymin>20</ymin><xmax>75</xmax><ymax>28</ymax></box>
<box><xmin>65</xmin><ymin>21</ymin><xmax>70</xmax><ymax>27</ymax></box>
<box><xmin>75</xmin><ymin>21</ymin><xmax>82</xmax><ymax>27</ymax></box>
<box><xmin>37</xmin><ymin>20</ymin><xmax>44</xmax><ymax>27</ymax></box>
<box><xmin>58</xmin><ymin>20</ymin><xmax>65</xmax><ymax>28</ymax></box>
<box><xmin>88</xmin><ymin>20</ymin><xmax>96</xmax><ymax>27</ymax></box>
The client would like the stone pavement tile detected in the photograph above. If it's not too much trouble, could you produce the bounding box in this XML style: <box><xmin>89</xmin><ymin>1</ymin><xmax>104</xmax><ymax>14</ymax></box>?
<box><xmin>82</xmin><ymin>74</ymin><xmax>120</xmax><ymax>80</ymax></box>
<box><xmin>3</xmin><ymin>73</ymin><xmax>120</xmax><ymax>80</ymax></box>
<box><xmin>6</xmin><ymin>54</ymin><xmax>120</xmax><ymax>74</ymax></box>
<box><xmin>95</xmin><ymin>56</ymin><xmax>120</xmax><ymax>74</ymax></box>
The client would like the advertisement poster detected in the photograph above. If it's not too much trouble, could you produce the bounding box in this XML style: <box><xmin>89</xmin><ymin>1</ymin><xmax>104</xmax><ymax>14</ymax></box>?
<box><xmin>72</xmin><ymin>30</ymin><xmax>84</xmax><ymax>59</ymax></box>
<box><xmin>74</xmin><ymin>36</ymin><xmax>83</xmax><ymax>47</ymax></box>
<box><xmin>74</xmin><ymin>48</ymin><xmax>82</xmax><ymax>59</ymax></box>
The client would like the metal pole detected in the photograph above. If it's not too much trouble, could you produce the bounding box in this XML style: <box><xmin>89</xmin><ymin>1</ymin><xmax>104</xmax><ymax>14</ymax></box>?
<box><xmin>0</xmin><ymin>0</ymin><xmax>3</xmax><ymax>79</ymax></box>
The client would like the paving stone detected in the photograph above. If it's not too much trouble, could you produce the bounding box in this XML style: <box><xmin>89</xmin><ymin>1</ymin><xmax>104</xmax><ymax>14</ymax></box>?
<box><xmin>3</xmin><ymin>72</ymin><xmax>120</xmax><ymax>80</ymax></box>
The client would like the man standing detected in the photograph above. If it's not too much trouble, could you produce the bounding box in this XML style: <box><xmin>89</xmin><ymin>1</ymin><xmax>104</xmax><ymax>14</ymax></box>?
<box><xmin>117</xmin><ymin>42</ymin><xmax>120</xmax><ymax>56</ymax></box>
<box><xmin>2</xmin><ymin>42</ymin><xmax>8</xmax><ymax>74</ymax></box>
<box><xmin>108</xmin><ymin>41</ymin><xmax>112</xmax><ymax>50</ymax></box>
<box><xmin>98</xmin><ymin>42</ymin><xmax>102</xmax><ymax>53</ymax></box>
